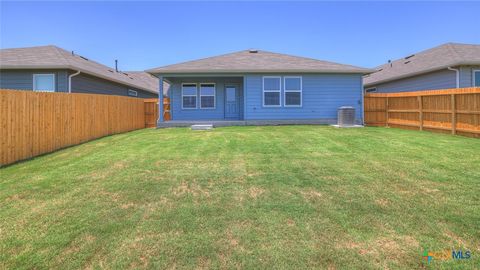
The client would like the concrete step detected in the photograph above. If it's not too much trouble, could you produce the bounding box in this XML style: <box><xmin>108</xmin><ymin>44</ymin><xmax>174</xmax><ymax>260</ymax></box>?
<box><xmin>191</xmin><ymin>124</ymin><xmax>213</xmax><ymax>130</ymax></box>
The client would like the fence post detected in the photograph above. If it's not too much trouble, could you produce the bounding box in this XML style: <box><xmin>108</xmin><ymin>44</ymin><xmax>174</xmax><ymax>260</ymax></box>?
<box><xmin>418</xmin><ymin>95</ymin><xmax>423</xmax><ymax>131</ymax></box>
<box><xmin>451</xmin><ymin>94</ymin><xmax>456</xmax><ymax>135</ymax></box>
<box><xmin>385</xmin><ymin>96</ymin><xmax>389</xmax><ymax>127</ymax></box>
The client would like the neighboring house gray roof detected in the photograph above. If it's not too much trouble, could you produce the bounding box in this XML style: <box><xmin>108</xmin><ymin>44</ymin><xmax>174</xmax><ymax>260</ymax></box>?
<box><xmin>126</xmin><ymin>71</ymin><xmax>168</xmax><ymax>95</ymax></box>
<box><xmin>146</xmin><ymin>49</ymin><xmax>373</xmax><ymax>74</ymax></box>
<box><xmin>0</xmin><ymin>45</ymin><xmax>158</xmax><ymax>94</ymax></box>
<box><xmin>364</xmin><ymin>43</ymin><xmax>480</xmax><ymax>87</ymax></box>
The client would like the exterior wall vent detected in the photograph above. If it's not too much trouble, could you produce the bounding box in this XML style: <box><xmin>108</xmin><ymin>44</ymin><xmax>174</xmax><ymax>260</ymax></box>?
<box><xmin>337</xmin><ymin>106</ymin><xmax>355</xmax><ymax>127</ymax></box>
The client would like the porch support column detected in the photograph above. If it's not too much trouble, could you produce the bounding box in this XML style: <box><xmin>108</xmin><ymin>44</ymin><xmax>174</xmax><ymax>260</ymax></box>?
<box><xmin>157</xmin><ymin>75</ymin><xmax>164</xmax><ymax>125</ymax></box>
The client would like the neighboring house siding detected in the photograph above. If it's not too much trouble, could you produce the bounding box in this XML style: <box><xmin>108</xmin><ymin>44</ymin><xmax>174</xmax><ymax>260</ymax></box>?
<box><xmin>459</xmin><ymin>65</ymin><xmax>480</xmax><ymax>87</ymax></box>
<box><xmin>170</xmin><ymin>77</ymin><xmax>243</xmax><ymax>120</ymax></box>
<box><xmin>0</xmin><ymin>69</ymin><xmax>69</xmax><ymax>92</ymax></box>
<box><xmin>71</xmin><ymin>73</ymin><xmax>156</xmax><ymax>98</ymax></box>
<box><xmin>367</xmin><ymin>69</ymin><xmax>456</xmax><ymax>93</ymax></box>
<box><xmin>244</xmin><ymin>74</ymin><xmax>363</xmax><ymax>121</ymax></box>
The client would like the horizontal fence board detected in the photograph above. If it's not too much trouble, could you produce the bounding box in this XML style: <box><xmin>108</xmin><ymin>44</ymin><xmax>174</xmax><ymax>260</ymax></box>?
<box><xmin>0</xmin><ymin>90</ymin><xmax>146</xmax><ymax>166</ymax></box>
<box><xmin>364</xmin><ymin>87</ymin><xmax>480</xmax><ymax>138</ymax></box>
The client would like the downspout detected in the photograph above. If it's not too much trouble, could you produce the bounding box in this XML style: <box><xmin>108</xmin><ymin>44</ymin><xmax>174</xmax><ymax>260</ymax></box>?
<box><xmin>157</xmin><ymin>75</ymin><xmax>164</xmax><ymax>126</ymax></box>
<box><xmin>448</xmin><ymin>67</ymin><xmax>459</xmax><ymax>88</ymax></box>
<box><xmin>68</xmin><ymin>70</ymin><xmax>81</xmax><ymax>93</ymax></box>
<box><xmin>361</xmin><ymin>82</ymin><xmax>365</xmax><ymax>126</ymax></box>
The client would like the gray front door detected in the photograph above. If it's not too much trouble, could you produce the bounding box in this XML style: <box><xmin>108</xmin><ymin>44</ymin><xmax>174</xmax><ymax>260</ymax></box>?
<box><xmin>225</xmin><ymin>86</ymin><xmax>239</xmax><ymax>119</ymax></box>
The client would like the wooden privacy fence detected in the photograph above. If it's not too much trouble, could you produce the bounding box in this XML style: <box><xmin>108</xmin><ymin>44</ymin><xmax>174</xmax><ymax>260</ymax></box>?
<box><xmin>0</xmin><ymin>90</ymin><xmax>145</xmax><ymax>166</ymax></box>
<box><xmin>144</xmin><ymin>98</ymin><xmax>170</xmax><ymax>128</ymax></box>
<box><xmin>364</xmin><ymin>87</ymin><xmax>480</xmax><ymax>137</ymax></box>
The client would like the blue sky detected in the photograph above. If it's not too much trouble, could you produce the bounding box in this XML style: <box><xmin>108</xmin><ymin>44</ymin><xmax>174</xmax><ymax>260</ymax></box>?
<box><xmin>1</xmin><ymin>1</ymin><xmax>479</xmax><ymax>71</ymax></box>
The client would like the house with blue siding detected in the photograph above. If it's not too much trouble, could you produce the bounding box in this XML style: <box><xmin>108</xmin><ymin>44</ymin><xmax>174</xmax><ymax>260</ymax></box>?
<box><xmin>0</xmin><ymin>45</ymin><xmax>160</xmax><ymax>98</ymax></box>
<box><xmin>146</xmin><ymin>50</ymin><xmax>372</xmax><ymax>127</ymax></box>
<box><xmin>364</xmin><ymin>43</ymin><xmax>480</xmax><ymax>93</ymax></box>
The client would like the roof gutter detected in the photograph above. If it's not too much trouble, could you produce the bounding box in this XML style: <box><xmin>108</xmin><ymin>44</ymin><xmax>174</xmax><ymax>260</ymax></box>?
<box><xmin>68</xmin><ymin>70</ymin><xmax>81</xmax><ymax>93</ymax></box>
<box><xmin>365</xmin><ymin>61</ymin><xmax>480</xmax><ymax>87</ymax></box>
<box><xmin>447</xmin><ymin>67</ymin><xmax>459</xmax><ymax>88</ymax></box>
<box><xmin>146</xmin><ymin>69</ymin><xmax>375</xmax><ymax>76</ymax></box>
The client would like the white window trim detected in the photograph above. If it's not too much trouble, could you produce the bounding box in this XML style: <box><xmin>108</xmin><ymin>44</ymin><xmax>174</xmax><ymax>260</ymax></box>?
<box><xmin>262</xmin><ymin>76</ymin><xmax>281</xmax><ymax>107</ymax></box>
<box><xmin>199</xmin><ymin>83</ymin><xmax>216</xmax><ymax>109</ymax></box>
<box><xmin>365</xmin><ymin>87</ymin><xmax>377</xmax><ymax>93</ymax></box>
<box><xmin>283</xmin><ymin>76</ymin><xmax>302</xmax><ymax>107</ymax></box>
<box><xmin>473</xmin><ymin>70</ymin><xmax>480</xmax><ymax>87</ymax></box>
<box><xmin>33</xmin><ymin>74</ymin><xmax>55</xmax><ymax>92</ymax></box>
<box><xmin>181</xmin><ymin>83</ymin><xmax>197</xmax><ymax>109</ymax></box>
<box><xmin>128</xmin><ymin>89</ymin><xmax>138</xmax><ymax>97</ymax></box>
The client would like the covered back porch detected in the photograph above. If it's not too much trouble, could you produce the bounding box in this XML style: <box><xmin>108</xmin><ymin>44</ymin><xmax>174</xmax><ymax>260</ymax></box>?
<box><xmin>157</xmin><ymin>75</ymin><xmax>244</xmax><ymax>124</ymax></box>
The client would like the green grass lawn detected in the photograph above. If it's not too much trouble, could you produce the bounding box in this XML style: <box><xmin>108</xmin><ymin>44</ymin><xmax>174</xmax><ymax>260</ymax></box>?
<box><xmin>1</xmin><ymin>126</ymin><xmax>479</xmax><ymax>269</ymax></box>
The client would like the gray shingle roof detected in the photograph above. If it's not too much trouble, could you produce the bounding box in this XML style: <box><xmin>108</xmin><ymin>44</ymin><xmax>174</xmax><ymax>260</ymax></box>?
<box><xmin>364</xmin><ymin>43</ymin><xmax>480</xmax><ymax>87</ymax></box>
<box><xmin>126</xmin><ymin>71</ymin><xmax>168</xmax><ymax>95</ymax></box>
<box><xmin>0</xmin><ymin>45</ymin><xmax>158</xmax><ymax>93</ymax></box>
<box><xmin>146</xmin><ymin>49</ymin><xmax>372</xmax><ymax>74</ymax></box>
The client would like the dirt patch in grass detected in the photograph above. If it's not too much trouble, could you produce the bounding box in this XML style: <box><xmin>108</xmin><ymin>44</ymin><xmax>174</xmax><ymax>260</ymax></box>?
<box><xmin>83</xmin><ymin>161</ymin><xmax>128</xmax><ymax>180</ymax></box>
<box><xmin>286</xmin><ymin>219</ymin><xmax>296</xmax><ymax>227</ymax></box>
<box><xmin>99</xmin><ymin>190</ymin><xmax>121</xmax><ymax>202</ymax></box>
<box><xmin>120</xmin><ymin>232</ymin><xmax>171</xmax><ymax>269</ymax></box>
<box><xmin>233</xmin><ymin>187</ymin><xmax>264</xmax><ymax>203</ymax></box>
<box><xmin>195</xmin><ymin>257</ymin><xmax>211</xmax><ymax>269</ymax></box>
<box><xmin>226</xmin><ymin>230</ymin><xmax>239</xmax><ymax>248</ymax></box>
<box><xmin>375</xmin><ymin>198</ymin><xmax>390</xmax><ymax>207</ymax></box>
<box><xmin>142</xmin><ymin>198</ymin><xmax>174</xmax><ymax>219</ymax></box>
<box><xmin>444</xmin><ymin>229</ymin><xmax>470</xmax><ymax>249</ymax></box>
<box><xmin>120</xmin><ymin>202</ymin><xmax>136</xmax><ymax>209</ymax></box>
<box><xmin>248</xmin><ymin>186</ymin><xmax>265</xmax><ymax>199</ymax></box>
<box><xmin>5</xmin><ymin>193</ymin><xmax>24</xmax><ymax>202</ymax></box>
<box><xmin>300</xmin><ymin>189</ymin><xmax>323</xmax><ymax>202</ymax></box>
<box><xmin>113</xmin><ymin>161</ymin><xmax>128</xmax><ymax>169</ymax></box>
<box><xmin>421</xmin><ymin>186</ymin><xmax>441</xmax><ymax>194</ymax></box>
<box><xmin>125</xmin><ymin>237</ymin><xmax>151</xmax><ymax>269</ymax></box>
<box><xmin>338</xmin><ymin>234</ymin><xmax>419</xmax><ymax>263</ymax></box>
<box><xmin>171</xmin><ymin>181</ymin><xmax>210</xmax><ymax>198</ymax></box>
<box><xmin>56</xmin><ymin>234</ymin><xmax>97</xmax><ymax>265</ymax></box>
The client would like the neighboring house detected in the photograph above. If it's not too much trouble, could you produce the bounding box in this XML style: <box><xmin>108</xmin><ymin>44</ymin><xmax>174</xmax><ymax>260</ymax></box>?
<box><xmin>0</xmin><ymin>45</ymin><xmax>160</xmax><ymax>98</ymax></box>
<box><xmin>146</xmin><ymin>49</ymin><xmax>372</xmax><ymax>126</ymax></box>
<box><xmin>364</xmin><ymin>43</ymin><xmax>480</xmax><ymax>93</ymax></box>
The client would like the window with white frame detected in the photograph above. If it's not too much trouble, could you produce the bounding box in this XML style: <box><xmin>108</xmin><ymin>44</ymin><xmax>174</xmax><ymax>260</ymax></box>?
<box><xmin>263</xmin><ymin>76</ymin><xmax>281</xmax><ymax>106</ymax></box>
<box><xmin>474</xmin><ymin>70</ymin><xmax>480</xmax><ymax>87</ymax></box>
<box><xmin>365</xmin><ymin>87</ymin><xmax>377</xmax><ymax>93</ymax></box>
<box><xmin>200</xmin><ymin>83</ymin><xmax>215</xmax><ymax>109</ymax></box>
<box><xmin>128</xmin><ymin>89</ymin><xmax>138</xmax><ymax>97</ymax></box>
<box><xmin>284</xmin><ymin>76</ymin><xmax>302</xmax><ymax>106</ymax></box>
<box><xmin>33</xmin><ymin>74</ymin><xmax>55</xmax><ymax>92</ymax></box>
<box><xmin>182</xmin><ymin>83</ymin><xmax>197</xmax><ymax>109</ymax></box>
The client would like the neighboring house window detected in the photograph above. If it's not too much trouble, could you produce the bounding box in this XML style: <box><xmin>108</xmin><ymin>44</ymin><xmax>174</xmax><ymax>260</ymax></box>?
<box><xmin>200</xmin><ymin>83</ymin><xmax>215</xmax><ymax>109</ymax></box>
<box><xmin>128</xmin><ymin>89</ymin><xmax>138</xmax><ymax>97</ymax></box>
<box><xmin>474</xmin><ymin>70</ymin><xmax>480</xmax><ymax>87</ymax></box>
<box><xmin>263</xmin><ymin>76</ymin><xmax>281</xmax><ymax>107</ymax></box>
<box><xmin>33</xmin><ymin>74</ymin><xmax>55</xmax><ymax>92</ymax></box>
<box><xmin>365</xmin><ymin>88</ymin><xmax>377</xmax><ymax>93</ymax></box>
<box><xmin>182</xmin><ymin>83</ymin><xmax>197</xmax><ymax>109</ymax></box>
<box><xmin>284</xmin><ymin>76</ymin><xmax>302</xmax><ymax>107</ymax></box>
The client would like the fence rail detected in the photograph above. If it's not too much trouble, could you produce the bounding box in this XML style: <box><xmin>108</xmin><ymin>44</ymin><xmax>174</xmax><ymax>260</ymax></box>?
<box><xmin>0</xmin><ymin>90</ymin><xmax>146</xmax><ymax>166</ymax></box>
<box><xmin>364</xmin><ymin>87</ymin><xmax>480</xmax><ymax>137</ymax></box>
